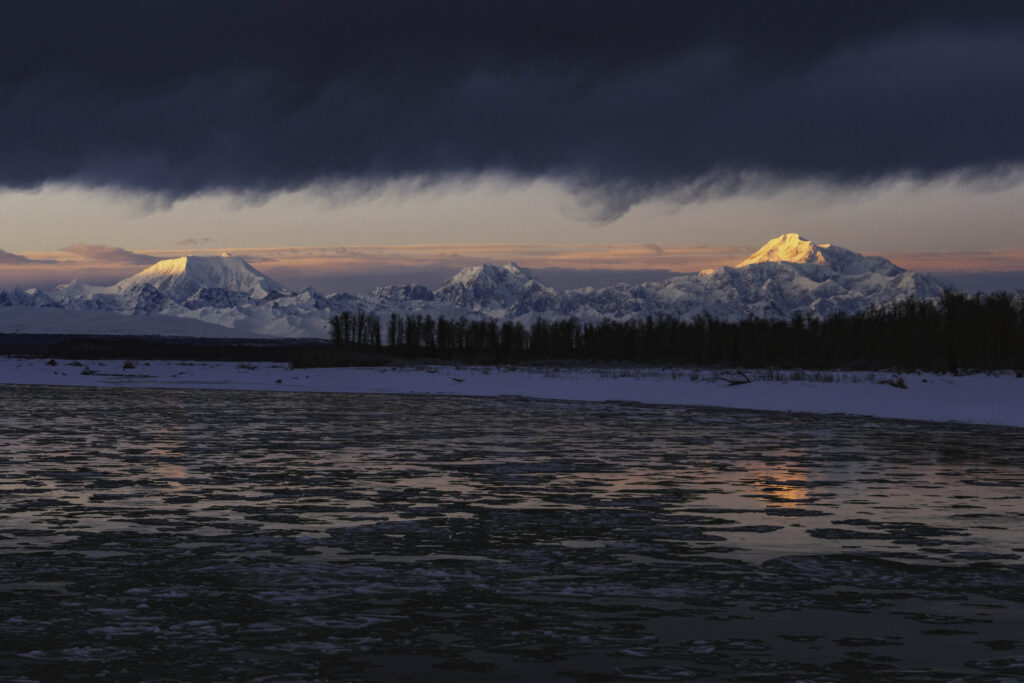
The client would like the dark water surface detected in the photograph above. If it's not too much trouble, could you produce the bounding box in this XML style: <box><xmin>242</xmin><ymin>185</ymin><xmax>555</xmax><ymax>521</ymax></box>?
<box><xmin>1</xmin><ymin>385</ymin><xmax>1022</xmax><ymax>681</ymax></box>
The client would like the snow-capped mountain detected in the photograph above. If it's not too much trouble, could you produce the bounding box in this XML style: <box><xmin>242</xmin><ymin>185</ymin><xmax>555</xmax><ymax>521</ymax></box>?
<box><xmin>0</xmin><ymin>287</ymin><xmax>57</xmax><ymax>308</ymax></box>
<box><xmin>52</xmin><ymin>254</ymin><xmax>288</xmax><ymax>307</ymax></box>
<box><xmin>433</xmin><ymin>263</ymin><xmax>566</xmax><ymax>318</ymax></box>
<box><xmin>0</xmin><ymin>235</ymin><xmax>948</xmax><ymax>338</ymax></box>
<box><xmin>114</xmin><ymin>254</ymin><xmax>287</xmax><ymax>301</ymax></box>
<box><xmin>422</xmin><ymin>234</ymin><xmax>944</xmax><ymax>323</ymax></box>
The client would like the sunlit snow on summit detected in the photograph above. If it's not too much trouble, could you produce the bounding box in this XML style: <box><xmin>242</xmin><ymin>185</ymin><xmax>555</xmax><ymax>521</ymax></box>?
<box><xmin>0</xmin><ymin>235</ymin><xmax>947</xmax><ymax>338</ymax></box>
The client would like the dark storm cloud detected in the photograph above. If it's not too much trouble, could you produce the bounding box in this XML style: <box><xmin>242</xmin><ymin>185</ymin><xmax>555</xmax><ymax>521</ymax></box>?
<box><xmin>2</xmin><ymin>1</ymin><xmax>1024</xmax><ymax>217</ymax></box>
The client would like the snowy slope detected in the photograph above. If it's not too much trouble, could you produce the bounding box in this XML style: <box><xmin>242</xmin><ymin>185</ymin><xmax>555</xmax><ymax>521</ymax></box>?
<box><xmin>113</xmin><ymin>254</ymin><xmax>287</xmax><ymax>301</ymax></box>
<box><xmin>2</xmin><ymin>357</ymin><xmax>1021</xmax><ymax>428</ymax></box>
<box><xmin>433</xmin><ymin>263</ymin><xmax>568</xmax><ymax>318</ymax></box>
<box><xmin>561</xmin><ymin>234</ymin><xmax>944</xmax><ymax>323</ymax></box>
<box><xmin>0</xmin><ymin>235</ymin><xmax>949</xmax><ymax>338</ymax></box>
<box><xmin>0</xmin><ymin>305</ymin><xmax>257</xmax><ymax>337</ymax></box>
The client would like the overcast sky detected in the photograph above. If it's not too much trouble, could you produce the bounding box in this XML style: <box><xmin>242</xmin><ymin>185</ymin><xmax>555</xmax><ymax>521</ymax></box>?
<box><xmin>1</xmin><ymin>1</ymin><xmax>1023</xmax><ymax>289</ymax></box>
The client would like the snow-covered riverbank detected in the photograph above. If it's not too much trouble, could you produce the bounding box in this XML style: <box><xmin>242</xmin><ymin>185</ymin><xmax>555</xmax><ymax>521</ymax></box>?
<box><xmin>1</xmin><ymin>356</ymin><xmax>1021</xmax><ymax>428</ymax></box>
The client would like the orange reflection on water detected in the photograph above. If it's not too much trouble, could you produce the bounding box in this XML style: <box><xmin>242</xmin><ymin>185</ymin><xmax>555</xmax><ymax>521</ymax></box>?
<box><xmin>748</xmin><ymin>449</ymin><xmax>810</xmax><ymax>508</ymax></box>
<box><xmin>152</xmin><ymin>463</ymin><xmax>188</xmax><ymax>490</ymax></box>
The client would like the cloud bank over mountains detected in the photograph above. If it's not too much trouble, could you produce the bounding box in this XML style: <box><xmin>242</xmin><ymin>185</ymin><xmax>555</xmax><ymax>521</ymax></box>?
<box><xmin>2</xmin><ymin>2</ymin><xmax>1023</xmax><ymax>217</ymax></box>
<box><xmin>3</xmin><ymin>240</ymin><xmax>1024</xmax><ymax>294</ymax></box>
<box><xmin>59</xmin><ymin>244</ymin><xmax>159</xmax><ymax>266</ymax></box>
<box><xmin>0</xmin><ymin>249</ymin><xmax>48</xmax><ymax>265</ymax></box>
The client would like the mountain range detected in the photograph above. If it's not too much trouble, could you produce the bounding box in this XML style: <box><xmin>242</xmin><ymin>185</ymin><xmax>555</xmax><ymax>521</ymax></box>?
<box><xmin>0</xmin><ymin>234</ymin><xmax>947</xmax><ymax>338</ymax></box>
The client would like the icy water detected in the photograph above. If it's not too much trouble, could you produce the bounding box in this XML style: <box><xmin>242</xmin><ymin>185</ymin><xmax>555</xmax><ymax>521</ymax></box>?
<box><xmin>1</xmin><ymin>386</ymin><xmax>1023</xmax><ymax>682</ymax></box>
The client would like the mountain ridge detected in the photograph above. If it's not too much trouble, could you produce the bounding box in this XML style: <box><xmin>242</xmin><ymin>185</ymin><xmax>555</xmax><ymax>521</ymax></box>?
<box><xmin>0</xmin><ymin>235</ymin><xmax>948</xmax><ymax>338</ymax></box>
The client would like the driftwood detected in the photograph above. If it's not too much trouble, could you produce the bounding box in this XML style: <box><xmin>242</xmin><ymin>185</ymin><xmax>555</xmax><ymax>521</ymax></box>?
<box><xmin>713</xmin><ymin>370</ymin><xmax>751</xmax><ymax>386</ymax></box>
<box><xmin>878</xmin><ymin>376</ymin><xmax>908</xmax><ymax>389</ymax></box>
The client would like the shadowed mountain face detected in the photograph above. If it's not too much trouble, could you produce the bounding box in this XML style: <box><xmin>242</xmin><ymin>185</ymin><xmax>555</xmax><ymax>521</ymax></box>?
<box><xmin>0</xmin><ymin>235</ymin><xmax>946</xmax><ymax>338</ymax></box>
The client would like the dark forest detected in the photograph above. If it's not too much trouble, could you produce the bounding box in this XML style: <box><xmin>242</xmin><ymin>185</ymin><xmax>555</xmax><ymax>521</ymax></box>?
<box><xmin>329</xmin><ymin>291</ymin><xmax>1024</xmax><ymax>371</ymax></box>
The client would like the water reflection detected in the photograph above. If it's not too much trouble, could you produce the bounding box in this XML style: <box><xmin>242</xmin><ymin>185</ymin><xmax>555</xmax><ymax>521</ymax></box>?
<box><xmin>0</xmin><ymin>385</ymin><xmax>1022</xmax><ymax>680</ymax></box>
<box><xmin>743</xmin><ymin>449</ymin><xmax>812</xmax><ymax>507</ymax></box>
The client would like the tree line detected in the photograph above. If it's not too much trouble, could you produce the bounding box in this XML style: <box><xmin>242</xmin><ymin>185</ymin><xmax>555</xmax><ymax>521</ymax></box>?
<box><xmin>329</xmin><ymin>290</ymin><xmax>1024</xmax><ymax>370</ymax></box>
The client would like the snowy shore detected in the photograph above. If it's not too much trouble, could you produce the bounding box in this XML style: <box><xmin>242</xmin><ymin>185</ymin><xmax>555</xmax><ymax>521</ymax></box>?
<box><xmin>1</xmin><ymin>356</ymin><xmax>1021</xmax><ymax>428</ymax></box>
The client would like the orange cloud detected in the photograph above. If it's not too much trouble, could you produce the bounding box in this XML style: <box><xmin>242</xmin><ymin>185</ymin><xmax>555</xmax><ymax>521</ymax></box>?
<box><xmin>5</xmin><ymin>242</ymin><xmax>1024</xmax><ymax>293</ymax></box>
<box><xmin>61</xmin><ymin>244</ymin><xmax>158</xmax><ymax>265</ymax></box>
<box><xmin>877</xmin><ymin>249</ymin><xmax>1024</xmax><ymax>272</ymax></box>
<box><xmin>0</xmin><ymin>248</ymin><xmax>55</xmax><ymax>265</ymax></box>
<box><xmin>145</xmin><ymin>243</ymin><xmax>750</xmax><ymax>274</ymax></box>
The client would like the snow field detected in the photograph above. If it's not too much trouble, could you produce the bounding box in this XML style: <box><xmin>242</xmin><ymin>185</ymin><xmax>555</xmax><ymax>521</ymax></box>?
<box><xmin>1</xmin><ymin>356</ymin><xmax>1021</xmax><ymax>428</ymax></box>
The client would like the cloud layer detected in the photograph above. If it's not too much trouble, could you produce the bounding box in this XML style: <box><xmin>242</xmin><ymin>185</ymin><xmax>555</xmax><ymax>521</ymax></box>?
<box><xmin>0</xmin><ymin>249</ymin><xmax>46</xmax><ymax>265</ymax></box>
<box><xmin>3</xmin><ymin>241</ymin><xmax>1024</xmax><ymax>293</ymax></box>
<box><xmin>2</xmin><ymin>2</ymin><xmax>1024</xmax><ymax>217</ymax></box>
<box><xmin>60</xmin><ymin>244</ymin><xmax>158</xmax><ymax>266</ymax></box>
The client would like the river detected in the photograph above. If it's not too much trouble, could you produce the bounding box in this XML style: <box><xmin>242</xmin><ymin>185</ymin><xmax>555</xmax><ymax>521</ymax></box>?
<box><xmin>1</xmin><ymin>386</ymin><xmax>1022</xmax><ymax>680</ymax></box>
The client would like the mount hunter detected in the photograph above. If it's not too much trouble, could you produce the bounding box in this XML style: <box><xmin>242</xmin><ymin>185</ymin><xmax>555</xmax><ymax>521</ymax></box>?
<box><xmin>0</xmin><ymin>234</ymin><xmax>947</xmax><ymax>339</ymax></box>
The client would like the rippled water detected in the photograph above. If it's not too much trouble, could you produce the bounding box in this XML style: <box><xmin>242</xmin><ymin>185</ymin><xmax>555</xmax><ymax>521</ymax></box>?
<box><xmin>1</xmin><ymin>385</ymin><xmax>1022</xmax><ymax>681</ymax></box>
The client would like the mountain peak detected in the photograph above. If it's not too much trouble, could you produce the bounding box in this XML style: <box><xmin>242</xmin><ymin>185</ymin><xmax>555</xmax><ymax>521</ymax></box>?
<box><xmin>115</xmin><ymin>254</ymin><xmax>287</xmax><ymax>301</ymax></box>
<box><xmin>446</xmin><ymin>262</ymin><xmax>533</xmax><ymax>287</ymax></box>
<box><xmin>436</xmin><ymin>262</ymin><xmax>554</xmax><ymax>312</ymax></box>
<box><xmin>736</xmin><ymin>233</ymin><xmax>830</xmax><ymax>268</ymax></box>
